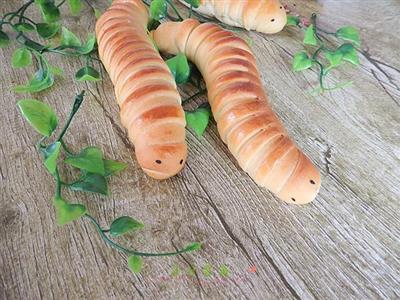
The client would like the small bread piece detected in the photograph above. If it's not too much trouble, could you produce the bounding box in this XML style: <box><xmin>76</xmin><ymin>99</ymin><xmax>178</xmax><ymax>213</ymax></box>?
<box><xmin>180</xmin><ymin>0</ymin><xmax>287</xmax><ymax>34</ymax></box>
<box><xmin>96</xmin><ymin>0</ymin><xmax>187</xmax><ymax>179</ymax></box>
<box><xmin>151</xmin><ymin>19</ymin><xmax>321</xmax><ymax>204</ymax></box>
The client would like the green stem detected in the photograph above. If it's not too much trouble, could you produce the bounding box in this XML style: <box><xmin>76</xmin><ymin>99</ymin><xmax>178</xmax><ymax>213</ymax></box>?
<box><xmin>54</xmin><ymin>168</ymin><xmax>62</xmax><ymax>197</ymax></box>
<box><xmin>189</xmin><ymin>5</ymin><xmax>193</xmax><ymax>18</ymax></box>
<box><xmin>85</xmin><ymin>214</ymin><xmax>196</xmax><ymax>257</ymax></box>
<box><xmin>57</xmin><ymin>0</ymin><xmax>67</xmax><ymax>8</ymax></box>
<box><xmin>60</xmin><ymin>139</ymin><xmax>74</xmax><ymax>156</ymax></box>
<box><xmin>313</xmin><ymin>60</ymin><xmax>325</xmax><ymax>90</ymax></box>
<box><xmin>57</xmin><ymin>91</ymin><xmax>85</xmax><ymax>142</ymax></box>
<box><xmin>165</xmin><ymin>0</ymin><xmax>183</xmax><ymax>21</ymax></box>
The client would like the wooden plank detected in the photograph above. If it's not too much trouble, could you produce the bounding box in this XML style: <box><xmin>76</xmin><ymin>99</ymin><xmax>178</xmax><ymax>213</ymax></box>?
<box><xmin>0</xmin><ymin>0</ymin><xmax>399</xmax><ymax>299</ymax></box>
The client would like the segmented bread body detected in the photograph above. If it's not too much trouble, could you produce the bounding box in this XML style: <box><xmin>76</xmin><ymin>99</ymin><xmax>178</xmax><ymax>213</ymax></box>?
<box><xmin>96</xmin><ymin>0</ymin><xmax>187</xmax><ymax>179</ymax></box>
<box><xmin>179</xmin><ymin>0</ymin><xmax>287</xmax><ymax>34</ymax></box>
<box><xmin>152</xmin><ymin>19</ymin><xmax>321</xmax><ymax>204</ymax></box>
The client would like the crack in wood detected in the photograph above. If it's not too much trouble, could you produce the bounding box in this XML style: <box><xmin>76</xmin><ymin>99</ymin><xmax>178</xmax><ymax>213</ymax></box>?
<box><xmin>186</xmin><ymin>165</ymin><xmax>255</xmax><ymax>264</ymax></box>
<box><xmin>86</xmin><ymin>85</ymin><xmax>134</xmax><ymax>150</ymax></box>
<box><xmin>370</xmin><ymin>69</ymin><xmax>399</xmax><ymax>106</ymax></box>
<box><xmin>243</xmin><ymin>229</ymin><xmax>301</xmax><ymax>299</ymax></box>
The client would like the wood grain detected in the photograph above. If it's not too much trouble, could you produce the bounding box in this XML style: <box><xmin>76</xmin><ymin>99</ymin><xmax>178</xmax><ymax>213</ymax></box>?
<box><xmin>1</xmin><ymin>0</ymin><xmax>399</xmax><ymax>299</ymax></box>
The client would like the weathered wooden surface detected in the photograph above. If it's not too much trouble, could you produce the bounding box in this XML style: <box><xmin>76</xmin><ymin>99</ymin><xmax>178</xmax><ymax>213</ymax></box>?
<box><xmin>1</xmin><ymin>0</ymin><xmax>399</xmax><ymax>299</ymax></box>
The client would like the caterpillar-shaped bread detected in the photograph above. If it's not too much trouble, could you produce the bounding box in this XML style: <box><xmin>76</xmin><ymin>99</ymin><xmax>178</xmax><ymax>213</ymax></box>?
<box><xmin>95</xmin><ymin>0</ymin><xmax>187</xmax><ymax>179</ymax></box>
<box><xmin>179</xmin><ymin>0</ymin><xmax>287</xmax><ymax>34</ymax></box>
<box><xmin>151</xmin><ymin>19</ymin><xmax>321</xmax><ymax>204</ymax></box>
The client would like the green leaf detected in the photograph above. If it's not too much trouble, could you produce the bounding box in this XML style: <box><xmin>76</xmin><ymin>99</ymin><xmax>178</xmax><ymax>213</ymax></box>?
<box><xmin>103</xmin><ymin>159</ymin><xmax>128</xmax><ymax>176</ymax></box>
<box><xmin>68</xmin><ymin>0</ymin><xmax>83</xmax><ymax>15</ymax></box>
<box><xmin>166</xmin><ymin>53</ymin><xmax>190</xmax><ymax>84</ymax></box>
<box><xmin>0</xmin><ymin>31</ymin><xmax>10</xmax><ymax>48</ymax></box>
<box><xmin>324</xmin><ymin>50</ymin><xmax>343</xmax><ymax>69</ymax></box>
<box><xmin>219</xmin><ymin>264</ymin><xmax>230</xmax><ymax>278</ymax></box>
<box><xmin>337</xmin><ymin>43</ymin><xmax>360</xmax><ymax>65</ymax></box>
<box><xmin>12</xmin><ymin>48</ymin><xmax>32</xmax><ymax>68</ymax></box>
<box><xmin>286</xmin><ymin>15</ymin><xmax>300</xmax><ymax>26</ymax></box>
<box><xmin>292</xmin><ymin>51</ymin><xmax>313</xmax><ymax>72</ymax></box>
<box><xmin>78</xmin><ymin>35</ymin><xmax>96</xmax><ymax>54</ymax></box>
<box><xmin>69</xmin><ymin>172</ymin><xmax>108</xmax><ymax>195</ymax></box>
<box><xmin>303</xmin><ymin>24</ymin><xmax>318</xmax><ymax>46</ymax></box>
<box><xmin>336</xmin><ymin>26</ymin><xmax>360</xmax><ymax>47</ymax></box>
<box><xmin>183</xmin><ymin>0</ymin><xmax>200</xmax><ymax>8</ymax></box>
<box><xmin>43</xmin><ymin>141</ymin><xmax>61</xmax><ymax>174</ymax></box>
<box><xmin>14</xmin><ymin>67</ymin><xmax>54</xmax><ymax>93</ymax></box>
<box><xmin>36</xmin><ymin>23</ymin><xmax>60</xmax><ymax>39</ymax></box>
<box><xmin>75</xmin><ymin>66</ymin><xmax>100</xmax><ymax>82</ymax></box>
<box><xmin>202</xmin><ymin>263</ymin><xmax>212</xmax><ymax>277</ymax></box>
<box><xmin>185</xmin><ymin>107</ymin><xmax>211</xmax><ymax>137</ymax></box>
<box><xmin>35</xmin><ymin>0</ymin><xmax>61</xmax><ymax>23</ymax></box>
<box><xmin>53</xmin><ymin>196</ymin><xmax>86</xmax><ymax>226</ymax></box>
<box><xmin>128</xmin><ymin>255</ymin><xmax>143</xmax><ymax>274</ymax></box>
<box><xmin>50</xmin><ymin>66</ymin><xmax>63</xmax><ymax>76</ymax></box>
<box><xmin>94</xmin><ymin>8</ymin><xmax>102</xmax><ymax>19</ymax></box>
<box><xmin>60</xmin><ymin>27</ymin><xmax>81</xmax><ymax>47</ymax></box>
<box><xmin>110</xmin><ymin>216</ymin><xmax>144</xmax><ymax>237</ymax></box>
<box><xmin>64</xmin><ymin>146</ymin><xmax>105</xmax><ymax>175</ymax></box>
<box><xmin>17</xmin><ymin>99</ymin><xmax>58</xmax><ymax>136</ymax></box>
<box><xmin>150</xmin><ymin>0</ymin><xmax>167</xmax><ymax>21</ymax></box>
<box><xmin>14</xmin><ymin>23</ymin><xmax>35</xmax><ymax>32</ymax></box>
<box><xmin>184</xmin><ymin>242</ymin><xmax>202</xmax><ymax>252</ymax></box>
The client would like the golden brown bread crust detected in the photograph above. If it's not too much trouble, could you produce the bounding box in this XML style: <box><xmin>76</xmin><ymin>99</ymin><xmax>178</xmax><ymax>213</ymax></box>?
<box><xmin>151</xmin><ymin>19</ymin><xmax>321</xmax><ymax>204</ymax></box>
<box><xmin>96</xmin><ymin>0</ymin><xmax>187</xmax><ymax>179</ymax></box>
<box><xmin>180</xmin><ymin>0</ymin><xmax>287</xmax><ymax>34</ymax></box>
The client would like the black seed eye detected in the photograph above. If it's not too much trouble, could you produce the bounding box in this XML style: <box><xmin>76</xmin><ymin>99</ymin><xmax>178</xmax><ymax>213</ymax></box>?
<box><xmin>280</xmin><ymin>6</ymin><xmax>283</xmax><ymax>9</ymax></box>
<box><xmin>155</xmin><ymin>160</ymin><xmax>162</xmax><ymax>164</ymax></box>
<box><xmin>271</xmin><ymin>18</ymin><xmax>275</xmax><ymax>22</ymax></box>
<box><xmin>291</xmin><ymin>198</ymin><xmax>296</xmax><ymax>202</ymax></box>
<box><xmin>179</xmin><ymin>159</ymin><xmax>184</xmax><ymax>164</ymax></box>
<box><xmin>310</xmin><ymin>180</ymin><xmax>315</xmax><ymax>184</ymax></box>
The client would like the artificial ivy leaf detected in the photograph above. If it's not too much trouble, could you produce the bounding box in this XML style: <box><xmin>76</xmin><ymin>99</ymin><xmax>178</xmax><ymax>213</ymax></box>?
<box><xmin>14</xmin><ymin>23</ymin><xmax>35</xmax><ymax>32</ymax></box>
<box><xmin>336</xmin><ymin>26</ymin><xmax>360</xmax><ymax>47</ymax></box>
<box><xmin>75</xmin><ymin>66</ymin><xmax>101</xmax><ymax>82</ymax></box>
<box><xmin>43</xmin><ymin>141</ymin><xmax>61</xmax><ymax>174</ymax></box>
<box><xmin>0</xmin><ymin>31</ymin><xmax>10</xmax><ymax>48</ymax></box>
<box><xmin>35</xmin><ymin>0</ymin><xmax>61</xmax><ymax>23</ymax></box>
<box><xmin>36</xmin><ymin>22</ymin><xmax>60</xmax><ymax>39</ymax></box>
<box><xmin>60</xmin><ymin>27</ymin><xmax>81</xmax><ymax>47</ymax></box>
<box><xmin>14</xmin><ymin>67</ymin><xmax>54</xmax><ymax>93</ymax></box>
<box><xmin>185</xmin><ymin>107</ymin><xmax>211</xmax><ymax>137</ymax></box>
<box><xmin>303</xmin><ymin>24</ymin><xmax>318</xmax><ymax>46</ymax></box>
<box><xmin>324</xmin><ymin>50</ymin><xmax>343</xmax><ymax>69</ymax></box>
<box><xmin>12</xmin><ymin>48</ymin><xmax>32</xmax><ymax>68</ymax></box>
<box><xmin>337</xmin><ymin>43</ymin><xmax>360</xmax><ymax>65</ymax></box>
<box><xmin>69</xmin><ymin>172</ymin><xmax>108</xmax><ymax>195</ymax></box>
<box><xmin>292</xmin><ymin>51</ymin><xmax>313</xmax><ymax>71</ymax></box>
<box><xmin>286</xmin><ymin>15</ymin><xmax>300</xmax><ymax>26</ymax></box>
<box><xmin>94</xmin><ymin>8</ymin><xmax>102</xmax><ymax>19</ymax></box>
<box><xmin>17</xmin><ymin>99</ymin><xmax>58</xmax><ymax>136</ymax></box>
<box><xmin>128</xmin><ymin>255</ymin><xmax>143</xmax><ymax>274</ymax></box>
<box><xmin>184</xmin><ymin>242</ymin><xmax>202</xmax><ymax>252</ymax></box>
<box><xmin>147</xmin><ymin>19</ymin><xmax>161</xmax><ymax>31</ymax></box>
<box><xmin>50</xmin><ymin>66</ymin><xmax>63</xmax><ymax>76</ymax></box>
<box><xmin>183</xmin><ymin>0</ymin><xmax>200</xmax><ymax>8</ymax></box>
<box><xmin>68</xmin><ymin>0</ymin><xmax>83</xmax><ymax>16</ymax></box>
<box><xmin>150</xmin><ymin>0</ymin><xmax>167</xmax><ymax>21</ymax></box>
<box><xmin>103</xmin><ymin>159</ymin><xmax>128</xmax><ymax>176</ymax></box>
<box><xmin>110</xmin><ymin>216</ymin><xmax>144</xmax><ymax>237</ymax></box>
<box><xmin>219</xmin><ymin>264</ymin><xmax>230</xmax><ymax>278</ymax></box>
<box><xmin>53</xmin><ymin>196</ymin><xmax>86</xmax><ymax>226</ymax></box>
<box><xmin>78</xmin><ymin>35</ymin><xmax>96</xmax><ymax>54</ymax></box>
<box><xmin>166</xmin><ymin>53</ymin><xmax>190</xmax><ymax>84</ymax></box>
<box><xmin>64</xmin><ymin>146</ymin><xmax>105</xmax><ymax>175</ymax></box>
